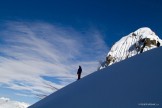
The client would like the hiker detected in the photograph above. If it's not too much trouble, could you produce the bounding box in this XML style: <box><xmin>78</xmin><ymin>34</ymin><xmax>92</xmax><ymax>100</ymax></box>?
<box><xmin>77</xmin><ymin>66</ymin><xmax>82</xmax><ymax>80</ymax></box>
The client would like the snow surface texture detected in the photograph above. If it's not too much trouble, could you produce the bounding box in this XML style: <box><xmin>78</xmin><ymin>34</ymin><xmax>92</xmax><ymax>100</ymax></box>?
<box><xmin>100</xmin><ymin>27</ymin><xmax>162</xmax><ymax>69</ymax></box>
<box><xmin>0</xmin><ymin>97</ymin><xmax>29</xmax><ymax>108</ymax></box>
<box><xmin>29</xmin><ymin>46</ymin><xmax>162</xmax><ymax>108</ymax></box>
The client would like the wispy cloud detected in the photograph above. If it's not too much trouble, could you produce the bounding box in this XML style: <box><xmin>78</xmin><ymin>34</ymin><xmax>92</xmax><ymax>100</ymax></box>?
<box><xmin>0</xmin><ymin>21</ymin><xmax>108</xmax><ymax>99</ymax></box>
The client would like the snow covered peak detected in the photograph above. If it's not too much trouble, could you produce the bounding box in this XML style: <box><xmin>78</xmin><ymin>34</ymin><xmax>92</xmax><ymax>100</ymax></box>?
<box><xmin>100</xmin><ymin>27</ymin><xmax>162</xmax><ymax>69</ymax></box>
<box><xmin>134</xmin><ymin>27</ymin><xmax>153</xmax><ymax>35</ymax></box>
<box><xmin>133</xmin><ymin>27</ymin><xmax>159</xmax><ymax>40</ymax></box>
<box><xmin>28</xmin><ymin>47</ymin><xmax>162</xmax><ymax>108</ymax></box>
<box><xmin>0</xmin><ymin>97</ymin><xmax>29</xmax><ymax>108</ymax></box>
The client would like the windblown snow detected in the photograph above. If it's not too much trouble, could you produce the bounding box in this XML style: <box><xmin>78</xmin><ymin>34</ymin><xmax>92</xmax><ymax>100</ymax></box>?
<box><xmin>0</xmin><ymin>97</ymin><xmax>29</xmax><ymax>108</ymax></box>
<box><xmin>100</xmin><ymin>27</ymin><xmax>162</xmax><ymax>69</ymax></box>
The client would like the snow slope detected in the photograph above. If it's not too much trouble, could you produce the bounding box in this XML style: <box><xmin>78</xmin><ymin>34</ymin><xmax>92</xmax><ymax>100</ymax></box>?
<box><xmin>0</xmin><ymin>97</ymin><xmax>29</xmax><ymax>108</ymax></box>
<box><xmin>100</xmin><ymin>27</ymin><xmax>162</xmax><ymax>69</ymax></box>
<box><xmin>29</xmin><ymin>46</ymin><xmax>162</xmax><ymax>108</ymax></box>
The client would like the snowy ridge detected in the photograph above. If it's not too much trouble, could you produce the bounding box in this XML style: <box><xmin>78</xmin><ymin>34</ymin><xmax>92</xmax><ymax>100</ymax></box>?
<box><xmin>100</xmin><ymin>27</ymin><xmax>162</xmax><ymax>69</ymax></box>
<box><xmin>0</xmin><ymin>97</ymin><xmax>29</xmax><ymax>108</ymax></box>
<box><xmin>28</xmin><ymin>47</ymin><xmax>162</xmax><ymax>108</ymax></box>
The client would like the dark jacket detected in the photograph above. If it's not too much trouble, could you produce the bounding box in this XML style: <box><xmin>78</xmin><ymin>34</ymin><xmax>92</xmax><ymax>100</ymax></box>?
<box><xmin>77</xmin><ymin>66</ymin><xmax>82</xmax><ymax>74</ymax></box>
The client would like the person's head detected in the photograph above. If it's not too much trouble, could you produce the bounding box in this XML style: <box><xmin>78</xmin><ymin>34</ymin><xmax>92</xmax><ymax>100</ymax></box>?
<box><xmin>79</xmin><ymin>65</ymin><xmax>81</xmax><ymax>68</ymax></box>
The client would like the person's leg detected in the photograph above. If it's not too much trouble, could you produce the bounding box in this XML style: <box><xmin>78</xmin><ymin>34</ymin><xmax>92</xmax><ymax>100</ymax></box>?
<box><xmin>78</xmin><ymin>74</ymin><xmax>81</xmax><ymax>80</ymax></box>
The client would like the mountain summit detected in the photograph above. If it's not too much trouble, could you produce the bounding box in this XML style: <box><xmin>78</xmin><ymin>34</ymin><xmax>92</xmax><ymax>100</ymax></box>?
<box><xmin>100</xmin><ymin>27</ymin><xmax>162</xmax><ymax>69</ymax></box>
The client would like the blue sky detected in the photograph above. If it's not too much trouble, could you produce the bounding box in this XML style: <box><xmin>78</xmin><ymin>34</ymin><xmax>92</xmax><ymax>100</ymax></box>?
<box><xmin>0</xmin><ymin>0</ymin><xmax>162</xmax><ymax>105</ymax></box>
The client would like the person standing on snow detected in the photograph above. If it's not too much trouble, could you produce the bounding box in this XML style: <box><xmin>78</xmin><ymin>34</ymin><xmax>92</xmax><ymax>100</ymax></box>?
<box><xmin>77</xmin><ymin>66</ymin><xmax>82</xmax><ymax>80</ymax></box>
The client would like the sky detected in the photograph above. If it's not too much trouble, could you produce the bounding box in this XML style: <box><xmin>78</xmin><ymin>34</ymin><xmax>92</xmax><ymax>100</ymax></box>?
<box><xmin>0</xmin><ymin>0</ymin><xmax>162</xmax><ymax>106</ymax></box>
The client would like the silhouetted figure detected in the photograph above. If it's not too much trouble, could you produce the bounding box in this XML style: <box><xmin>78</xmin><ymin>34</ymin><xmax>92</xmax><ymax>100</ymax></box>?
<box><xmin>77</xmin><ymin>66</ymin><xmax>82</xmax><ymax>80</ymax></box>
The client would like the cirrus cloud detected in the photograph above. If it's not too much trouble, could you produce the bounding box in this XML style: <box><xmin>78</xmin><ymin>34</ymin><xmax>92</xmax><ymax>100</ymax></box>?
<box><xmin>0</xmin><ymin>21</ymin><xmax>108</xmax><ymax>100</ymax></box>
